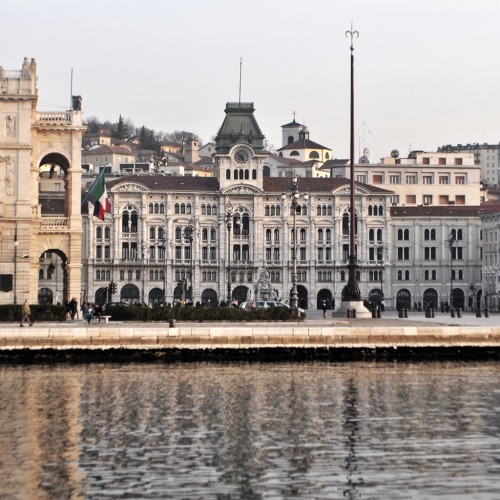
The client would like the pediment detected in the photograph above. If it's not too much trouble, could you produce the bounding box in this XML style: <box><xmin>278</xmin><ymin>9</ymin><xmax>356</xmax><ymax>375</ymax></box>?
<box><xmin>111</xmin><ymin>182</ymin><xmax>149</xmax><ymax>193</ymax></box>
<box><xmin>223</xmin><ymin>184</ymin><xmax>262</xmax><ymax>195</ymax></box>
<box><xmin>334</xmin><ymin>185</ymin><xmax>370</xmax><ymax>196</ymax></box>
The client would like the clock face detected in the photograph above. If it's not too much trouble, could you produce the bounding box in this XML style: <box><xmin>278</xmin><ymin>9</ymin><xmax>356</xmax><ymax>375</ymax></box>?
<box><xmin>234</xmin><ymin>147</ymin><xmax>250</xmax><ymax>164</ymax></box>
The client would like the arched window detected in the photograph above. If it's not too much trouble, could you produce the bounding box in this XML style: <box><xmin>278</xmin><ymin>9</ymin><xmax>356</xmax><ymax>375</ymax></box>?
<box><xmin>398</xmin><ymin>270</ymin><xmax>403</xmax><ymax>280</ymax></box>
<box><xmin>252</xmin><ymin>170</ymin><xmax>257</xmax><ymax>179</ymax></box>
<box><xmin>180</xmin><ymin>203</ymin><xmax>186</xmax><ymax>214</ymax></box>
<box><xmin>245</xmin><ymin>169</ymin><xmax>249</xmax><ymax>179</ymax></box>
<box><xmin>187</xmin><ymin>203</ymin><xmax>192</xmax><ymax>214</ymax></box>
<box><xmin>276</xmin><ymin>206</ymin><xmax>280</xmax><ymax>216</ymax></box>
<box><xmin>175</xmin><ymin>227</ymin><xmax>182</xmax><ymax>239</ymax></box>
<box><xmin>274</xmin><ymin>228</ymin><xmax>280</xmax><ymax>242</ymax></box>
<box><xmin>326</xmin><ymin>229</ymin><xmax>331</xmax><ymax>241</ymax></box>
<box><xmin>202</xmin><ymin>228</ymin><xmax>208</xmax><ymax>240</ymax></box>
<box><xmin>226</xmin><ymin>169</ymin><xmax>231</xmax><ymax>179</ymax></box>
<box><xmin>322</xmin><ymin>206</ymin><xmax>327</xmax><ymax>215</ymax></box>
<box><xmin>379</xmin><ymin>205</ymin><xmax>384</xmax><ymax>215</ymax></box>
<box><xmin>309</xmin><ymin>151</ymin><xmax>320</xmax><ymax>159</ymax></box>
<box><xmin>343</xmin><ymin>213</ymin><xmax>349</xmax><ymax>235</ymax></box>
<box><xmin>201</xmin><ymin>204</ymin><xmax>206</xmax><ymax>215</ymax></box>
<box><xmin>405</xmin><ymin>270</ymin><xmax>410</xmax><ymax>280</ymax></box>
<box><xmin>160</xmin><ymin>203</ymin><xmax>165</xmax><ymax>214</ymax></box>
<box><xmin>271</xmin><ymin>205</ymin><xmax>275</xmax><ymax>216</ymax></box>
<box><xmin>424</xmin><ymin>229</ymin><xmax>430</xmax><ymax>240</ymax></box>
<box><xmin>39</xmin><ymin>269</ymin><xmax>44</xmax><ymax>279</ymax></box>
<box><xmin>318</xmin><ymin>228</ymin><xmax>323</xmax><ymax>241</ymax></box>
<box><xmin>432</xmin><ymin>270</ymin><xmax>437</xmax><ymax>280</ymax></box>
<box><xmin>369</xmin><ymin>229</ymin><xmax>375</xmax><ymax>241</ymax></box>
<box><xmin>325</xmin><ymin>152</ymin><xmax>330</xmax><ymax>160</ymax></box>
<box><xmin>373</xmin><ymin>205</ymin><xmax>378</xmax><ymax>216</ymax></box>
<box><xmin>233</xmin><ymin>169</ymin><xmax>238</xmax><ymax>179</ymax></box>
<box><xmin>174</xmin><ymin>203</ymin><xmax>180</xmax><ymax>214</ymax></box>
<box><xmin>239</xmin><ymin>170</ymin><xmax>244</xmax><ymax>180</ymax></box>
<box><xmin>150</xmin><ymin>227</ymin><xmax>155</xmax><ymax>240</ymax></box>
<box><xmin>377</xmin><ymin>229</ymin><xmax>383</xmax><ymax>241</ymax></box>
<box><xmin>96</xmin><ymin>226</ymin><xmax>102</xmax><ymax>239</ymax></box>
<box><xmin>300</xmin><ymin>228</ymin><xmax>306</xmax><ymax>241</ymax></box>
<box><xmin>368</xmin><ymin>205</ymin><xmax>373</xmax><ymax>216</ymax></box>
<box><xmin>290</xmin><ymin>151</ymin><xmax>300</xmax><ymax>156</ymax></box>
<box><xmin>317</xmin><ymin>205</ymin><xmax>321</xmax><ymax>215</ymax></box>
<box><xmin>131</xmin><ymin>212</ymin><xmax>138</xmax><ymax>233</ymax></box>
<box><xmin>122</xmin><ymin>212</ymin><xmax>129</xmax><ymax>232</ymax></box>
<box><xmin>327</xmin><ymin>206</ymin><xmax>332</xmax><ymax>215</ymax></box>
<box><xmin>242</xmin><ymin>214</ymin><xmax>250</xmax><ymax>235</ymax></box>
<box><xmin>158</xmin><ymin>227</ymin><xmax>164</xmax><ymax>239</ymax></box>
<box><xmin>96</xmin><ymin>270</ymin><xmax>101</xmax><ymax>280</ymax></box>
<box><xmin>211</xmin><ymin>228</ymin><xmax>217</xmax><ymax>241</ymax></box>
<box><xmin>288</xmin><ymin>135</ymin><xmax>294</xmax><ymax>144</ymax></box>
<box><xmin>207</xmin><ymin>205</ymin><xmax>212</xmax><ymax>215</ymax></box>
<box><xmin>154</xmin><ymin>203</ymin><xmax>159</xmax><ymax>213</ymax></box>
<box><xmin>120</xmin><ymin>270</ymin><xmax>125</xmax><ymax>280</ymax></box>
<box><xmin>266</xmin><ymin>229</ymin><xmax>272</xmax><ymax>242</ymax></box>
<box><xmin>302</xmin><ymin>205</ymin><xmax>307</xmax><ymax>215</ymax></box>
<box><xmin>265</xmin><ymin>205</ymin><xmax>270</xmax><ymax>216</ymax></box>
<box><xmin>148</xmin><ymin>203</ymin><xmax>153</xmax><ymax>213</ymax></box>
<box><xmin>212</xmin><ymin>205</ymin><xmax>217</xmax><ymax>215</ymax></box>
<box><xmin>104</xmin><ymin>226</ymin><xmax>110</xmax><ymax>239</ymax></box>
<box><xmin>431</xmin><ymin>229</ymin><xmax>436</xmax><ymax>240</ymax></box>
<box><xmin>458</xmin><ymin>269</ymin><xmax>463</xmax><ymax>279</ymax></box>
<box><xmin>424</xmin><ymin>270</ymin><xmax>429</xmax><ymax>280</ymax></box>
<box><xmin>341</xmin><ymin>271</ymin><xmax>346</xmax><ymax>281</ymax></box>
<box><xmin>457</xmin><ymin>228</ymin><xmax>463</xmax><ymax>240</ymax></box>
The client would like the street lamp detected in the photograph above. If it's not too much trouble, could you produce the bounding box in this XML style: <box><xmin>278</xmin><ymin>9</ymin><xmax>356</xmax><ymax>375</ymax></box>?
<box><xmin>160</xmin><ymin>226</ymin><xmax>170</xmax><ymax>305</ymax></box>
<box><xmin>447</xmin><ymin>234</ymin><xmax>458</xmax><ymax>315</ymax></box>
<box><xmin>376</xmin><ymin>243</ymin><xmax>386</xmax><ymax>309</ymax></box>
<box><xmin>183</xmin><ymin>219</ymin><xmax>195</xmax><ymax>303</ymax></box>
<box><xmin>141</xmin><ymin>241</ymin><xmax>146</xmax><ymax>305</ymax></box>
<box><xmin>282</xmin><ymin>172</ymin><xmax>309</xmax><ymax>317</ymax></box>
<box><xmin>13</xmin><ymin>236</ymin><xmax>19</xmax><ymax>305</ymax></box>
<box><xmin>224</xmin><ymin>204</ymin><xmax>233</xmax><ymax>304</ymax></box>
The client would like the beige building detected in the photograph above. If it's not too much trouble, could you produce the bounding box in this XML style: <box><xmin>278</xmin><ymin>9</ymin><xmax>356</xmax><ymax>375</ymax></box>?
<box><xmin>0</xmin><ymin>58</ymin><xmax>85</xmax><ymax>305</ymax></box>
<box><xmin>329</xmin><ymin>150</ymin><xmax>481</xmax><ymax>207</ymax></box>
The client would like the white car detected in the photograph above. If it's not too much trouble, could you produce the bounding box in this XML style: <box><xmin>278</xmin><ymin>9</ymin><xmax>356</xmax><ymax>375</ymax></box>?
<box><xmin>240</xmin><ymin>300</ymin><xmax>305</xmax><ymax>317</ymax></box>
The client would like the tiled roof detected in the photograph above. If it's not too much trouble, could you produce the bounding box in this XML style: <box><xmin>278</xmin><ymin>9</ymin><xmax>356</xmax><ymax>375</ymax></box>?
<box><xmin>107</xmin><ymin>174</ymin><xmax>219</xmax><ymax>192</ymax></box>
<box><xmin>390</xmin><ymin>205</ymin><xmax>483</xmax><ymax>217</ymax></box>
<box><xmin>263</xmin><ymin>177</ymin><xmax>392</xmax><ymax>195</ymax></box>
<box><xmin>82</xmin><ymin>145</ymin><xmax>135</xmax><ymax>156</ymax></box>
<box><xmin>277</xmin><ymin>138</ymin><xmax>331</xmax><ymax>152</ymax></box>
<box><xmin>281</xmin><ymin>119</ymin><xmax>303</xmax><ymax>128</ymax></box>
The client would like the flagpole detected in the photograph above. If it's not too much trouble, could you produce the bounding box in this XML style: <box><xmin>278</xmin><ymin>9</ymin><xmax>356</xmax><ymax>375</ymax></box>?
<box><xmin>81</xmin><ymin>168</ymin><xmax>105</xmax><ymax>208</ymax></box>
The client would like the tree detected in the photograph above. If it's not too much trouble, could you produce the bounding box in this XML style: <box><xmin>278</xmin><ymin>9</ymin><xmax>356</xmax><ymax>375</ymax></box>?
<box><xmin>138</xmin><ymin>126</ymin><xmax>159</xmax><ymax>151</ymax></box>
<box><xmin>166</xmin><ymin>130</ymin><xmax>202</xmax><ymax>145</ymax></box>
<box><xmin>115</xmin><ymin>115</ymin><xmax>129</xmax><ymax>140</ymax></box>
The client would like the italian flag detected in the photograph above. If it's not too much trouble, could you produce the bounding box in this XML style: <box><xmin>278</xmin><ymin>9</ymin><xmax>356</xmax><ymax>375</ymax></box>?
<box><xmin>89</xmin><ymin>173</ymin><xmax>111</xmax><ymax>220</ymax></box>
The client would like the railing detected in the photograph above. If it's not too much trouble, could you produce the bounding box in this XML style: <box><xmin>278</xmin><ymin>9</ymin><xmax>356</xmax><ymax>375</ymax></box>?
<box><xmin>3</xmin><ymin>70</ymin><xmax>23</xmax><ymax>78</ymax></box>
<box><xmin>40</xmin><ymin>217</ymin><xmax>68</xmax><ymax>229</ymax></box>
<box><xmin>36</xmin><ymin>111</ymin><xmax>81</xmax><ymax>126</ymax></box>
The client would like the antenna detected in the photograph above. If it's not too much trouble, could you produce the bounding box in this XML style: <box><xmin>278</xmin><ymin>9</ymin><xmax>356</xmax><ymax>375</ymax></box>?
<box><xmin>238</xmin><ymin>57</ymin><xmax>243</xmax><ymax>105</ymax></box>
<box><xmin>70</xmin><ymin>68</ymin><xmax>73</xmax><ymax>109</ymax></box>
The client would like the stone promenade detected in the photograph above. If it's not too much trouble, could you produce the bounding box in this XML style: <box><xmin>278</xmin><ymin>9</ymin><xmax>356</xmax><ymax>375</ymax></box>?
<box><xmin>1</xmin><ymin>310</ymin><xmax>499</xmax><ymax>351</ymax></box>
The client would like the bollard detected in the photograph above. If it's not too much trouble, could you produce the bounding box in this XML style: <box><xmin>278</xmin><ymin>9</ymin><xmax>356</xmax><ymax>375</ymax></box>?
<box><xmin>485</xmin><ymin>309</ymin><xmax>489</xmax><ymax>318</ymax></box>
<box><xmin>425</xmin><ymin>309</ymin><xmax>429</xmax><ymax>318</ymax></box>
<box><xmin>372</xmin><ymin>309</ymin><xmax>377</xmax><ymax>319</ymax></box>
<box><xmin>476</xmin><ymin>309</ymin><xmax>482</xmax><ymax>318</ymax></box>
<box><xmin>430</xmin><ymin>308</ymin><xmax>435</xmax><ymax>318</ymax></box>
<box><xmin>457</xmin><ymin>308</ymin><xmax>462</xmax><ymax>318</ymax></box>
<box><xmin>352</xmin><ymin>309</ymin><xmax>357</xmax><ymax>318</ymax></box>
<box><xmin>451</xmin><ymin>308</ymin><xmax>455</xmax><ymax>318</ymax></box>
<box><xmin>376</xmin><ymin>309</ymin><xmax>381</xmax><ymax>319</ymax></box>
<box><xmin>347</xmin><ymin>310</ymin><xmax>352</xmax><ymax>319</ymax></box>
<box><xmin>169</xmin><ymin>318</ymin><xmax>176</xmax><ymax>328</ymax></box>
<box><xmin>404</xmin><ymin>308</ymin><xmax>408</xmax><ymax>318</ymax></box>
<box><xmin>398</xmin><ymin>309</ymin><xmax>404</xmax><ymax>318</ymax></box>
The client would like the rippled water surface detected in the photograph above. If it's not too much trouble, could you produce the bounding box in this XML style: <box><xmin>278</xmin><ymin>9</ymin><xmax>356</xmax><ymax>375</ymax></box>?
<box><xmin>0</xmin><ymin>361</ymin><xmax>499</xmax><ymax>499</ymax></box>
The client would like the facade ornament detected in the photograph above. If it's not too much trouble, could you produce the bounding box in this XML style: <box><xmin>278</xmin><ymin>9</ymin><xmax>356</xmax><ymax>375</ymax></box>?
<box><xmin>112</xmin><ymin>183</ymin><xmax>149</xmax><ymax>193</ymax></box>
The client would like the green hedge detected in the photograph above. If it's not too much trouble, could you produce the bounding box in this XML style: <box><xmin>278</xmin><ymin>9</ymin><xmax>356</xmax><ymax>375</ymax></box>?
<box><xmin>0</xmin><ymin>304</ymin><xmax>67</xmax><ymax>322</ymax></box>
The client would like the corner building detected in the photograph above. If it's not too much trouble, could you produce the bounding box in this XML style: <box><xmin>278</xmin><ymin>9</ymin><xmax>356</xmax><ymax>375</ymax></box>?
<box><xmin>83</xmin><ymin>102</ymin><xmax>484</xmax><ymax>311</ymax></box>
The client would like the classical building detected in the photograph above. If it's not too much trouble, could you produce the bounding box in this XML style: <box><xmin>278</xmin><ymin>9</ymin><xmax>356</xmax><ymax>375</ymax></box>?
<box><xmin>0</xmin><ymin>58</ymin><xmax>85</xmax><ymax>305</ymax></box>
<box><xmin>81</xmin><ymin>101</ymin><xmax>485</xmax><ymax>310</ymax></box>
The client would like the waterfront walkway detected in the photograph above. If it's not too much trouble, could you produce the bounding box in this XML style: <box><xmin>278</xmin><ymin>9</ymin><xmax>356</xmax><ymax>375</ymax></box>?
<box><xmin>0</xmin><ymin>310</ymin><xmax>499</xmax><ymax>352</ymax></box>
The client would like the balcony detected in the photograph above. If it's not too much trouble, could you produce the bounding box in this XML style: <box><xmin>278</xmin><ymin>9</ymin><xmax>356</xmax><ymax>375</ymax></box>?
<box><xmin>40</xmin><ymin>217</ymin><xmax>68</xmax><ymax>230</ymax></box>
<box><xmin>35</xmin><ymin>111</ymin><xmax>83</xmax><ymax>127</ymax></box>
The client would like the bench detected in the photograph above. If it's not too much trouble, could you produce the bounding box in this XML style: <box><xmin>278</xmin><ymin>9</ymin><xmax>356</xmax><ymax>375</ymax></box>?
<box><xmin>100</xmin><ymin>315</ymin><xmax>112</xmax><ymax>324</ymax></box>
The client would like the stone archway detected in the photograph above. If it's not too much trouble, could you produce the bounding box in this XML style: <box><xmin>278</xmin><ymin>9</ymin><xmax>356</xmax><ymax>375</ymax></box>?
<box><xmin>316</xmin><ymin>289</ymin><xmax>333</xmax><ymax>310</ymax></box>
<box><xmin>452</xmin><ymin>288</ymin><xmax>465</xmax><ymax>310</ymax></box>
<box><xmin>368</xmin><ymin>288</ymin><xmax>383</xmax><ymax>306</ymax></box>
<box><xmin>121</xmin><ymin>283</ymin><xmax>140</xmax><ymax>304</ymax></box>
<box><xmin>232</xmin><ymin>285</ymin><xmax>248</xmax><ymax>305</ymax></box>
<box><xmin>38</xmin><ymin>287</ymin><xmax>53</xmax><ymax>305</ymax></box>
<box><xmin>396</xmin><ymin>289</ymin><xmax>411</xmax><ymax>310</ymax></box>
<box><xmin>148</xmin><ymin>287</ymin><xmax>164</xmax><ymax>307</ymax></box>
<box><xmin>94</xmin><ymin>287</ymin><xmax>108</xmax><ymax>305</ymax></box>
<box><xmin>290</xmin><ymin>285</ymin><xmax>309</xmax><ymax>310</ymax></box>
<box><xmin>201</xmin><ymin>288</ymin><xmax>218</xmax><ymax>307</ymax></box>
<box><xmin>38</xmin><ymin>249</ymin><xmax>68</xmax><ymax>305</ymax></box>
<box><xmin>423</xmin><ymin>288</ymin><xmax>438</xmax><ymax>309</ymax></box>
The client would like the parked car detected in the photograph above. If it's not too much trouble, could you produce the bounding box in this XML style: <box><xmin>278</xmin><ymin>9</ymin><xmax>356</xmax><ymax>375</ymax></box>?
<box><xmin>239</xmin><ymin>300</ymin><xmax>305</xmax><ymax>317</ymax></box>
<box><xmin>103</xmin><ymin>302</ymin><xmax>129</xmax><ymax>313</ymax></box>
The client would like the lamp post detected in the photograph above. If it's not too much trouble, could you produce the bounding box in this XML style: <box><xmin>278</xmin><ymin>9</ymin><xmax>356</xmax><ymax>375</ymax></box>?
<box><xmin>160</xmin><ymin>226</ymin><xmax>170</xmax><ymax>305</ymax></box>
<box><xmin>377</xmin><ymin>243</ymin><xmax>385</xmax><ymax>308</ymax></box>
<box><xmin>447</xmin><ymin>234</ymin><xmax>458</xmax><ymax>315</ymax></box>
<box><xmin>224</xmin><ymin>204</ymin><xmax>233</xmax><ymax>304</ymax></box>
<box><xmin>282</xmin><ymin>173</ymin><xmax>309</xmax><ymax>316</ymax></box>
<box><xmin>13</xmin><ymin>235</ymin><xmax>19</xmax><ymax>305</ymax></box>
<box><xmin>183</xmin><ymin>218</ymin><xmax>195</xmax><ymax>303</ymax></box>
<box><xmin>141</xmin><ymin>241</ymin><xmax>146</xmax><ymax>305</ymax></box>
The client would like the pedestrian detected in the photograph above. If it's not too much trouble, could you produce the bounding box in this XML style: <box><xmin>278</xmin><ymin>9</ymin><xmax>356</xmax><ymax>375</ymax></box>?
<box><xmin>20</xmin><ymin>299</ymin><xmax>33</xmax><ymax>327</ymax></box>
<box><xmin>322</xmin><ymin>299</ymin><xmax>327</xmax><ymax>319</ymax></box>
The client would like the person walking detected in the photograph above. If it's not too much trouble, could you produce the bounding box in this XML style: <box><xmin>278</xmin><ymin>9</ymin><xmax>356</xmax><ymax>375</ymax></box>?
<box><xmin>20</xmin><ymin>299</ymin><xmax>33</xmax><ymax>327</ymax></box>
<box><xmin>322</xmin><ymin>299</ymin><xmax>327</xmax><ymax>319</ymax></box>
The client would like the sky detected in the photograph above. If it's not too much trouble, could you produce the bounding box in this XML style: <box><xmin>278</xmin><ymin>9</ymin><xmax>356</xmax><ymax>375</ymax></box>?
<box><xmin>3</xmin><ymin>0</ymin><xmax>500</xmax><ymax>161</ymax></box>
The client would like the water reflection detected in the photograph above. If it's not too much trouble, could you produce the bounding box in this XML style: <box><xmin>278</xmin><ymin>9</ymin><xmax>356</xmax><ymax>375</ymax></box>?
<box><xmin>0</xmin><ymin>362</ymin><xmax>499</xmax><ymax>498</ymax></box>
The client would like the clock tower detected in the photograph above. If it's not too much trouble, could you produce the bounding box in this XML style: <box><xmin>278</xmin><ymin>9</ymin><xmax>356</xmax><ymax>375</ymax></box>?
<box><xmin>215</xmin><ymin>102</ymin><xmax>267</xmax><ymax>191</ymax></box>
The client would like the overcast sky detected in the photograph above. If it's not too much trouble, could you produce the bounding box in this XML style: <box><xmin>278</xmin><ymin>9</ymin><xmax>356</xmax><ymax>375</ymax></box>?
<box><xmin>3</xmin><ymin>0</ymin><xmax>500</xmax><ymax>160</ymax></box>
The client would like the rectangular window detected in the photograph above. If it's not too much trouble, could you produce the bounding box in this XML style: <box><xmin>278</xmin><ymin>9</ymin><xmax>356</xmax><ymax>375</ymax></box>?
<box><xmin>390</xmin><ymin>195</ymin><xmax>400</xmax><ymax>205</ymax></box>
<box><xmin>439</xmin><ymin>195</ymin><xmax>449</xmax><ymax>205</ymax></box>
<box><xmin>423</xmin><ymin>195</ymin><xmax>433</xmax><ymax>205</ymax></box>
<box><xmin>372</xmin><ymin>174</ymin><xmax>383</xmax><ymax>184</ymax></box>
<box><xmin>455</xmin><ymin>195</ymin><xmax>466</xmax><ymax>205</ymax></box>
<box><xmin>96</xmin><ymin>245</ymin><xmax>102</xmax><ymax>259</ymax></box>
<box><xmin>455</xmin><ymin>175</ymin><xmax>465</xmax><ymax>184</ymax></box>
<box><xmin>406</xmin><ymin>194</ymin><xmax>416</xmax><ymax>204</ymax></box>
<box><xmin>318</xmin><ymin>248</ymin><xmax>323</xmax><ymax>261</ymax></box>
<box><xmin>422</xmin><ymin>157</ymin><xmax>430</xmax><ymax>165</ymax></box>
<box><xmin>454</xmin><ymin>158</ymin><xmax>463</xmax><ymax>165</ymax></box>
<box><xmin>104</xmin><ymin>246</ymin><xmax>110</xmax><ymax>259</ymax></box>
<box><xmin>423</xmin><ymin>175</ymin><xmax>433</xmax><ymax>184</ymax></box>
<box><xmin>390</xmin><ymin>174</ymin><xmax>401</xmax><ymax>184</ymax></box>
<box><xmin>439</xmin><ymin>175</ymin><xmax>449</xmax><ymax>184</ymax></box>
<box><xmin>406</xmin><ymin>174</ymin><xmax>417</xmax><ymax>184</ymax></box>
<box><xmin>300</xmin><ymin>248</ymin><xmax>306</xmax><ymax>261</ymax></box>
<box><xmin>439</xmin><ymin>157</ymin><xmax>446</xmax><ymax>165</ymax></box>
<box><xmin>424</xmin><ymin>247</ymin><xmax>436</xmax><ymax>260</ymax></box>
<box><xmin>356</xmin><ymin>174</ymin><xmax>367</xmax><ymax>183</ymax></box>
<box><xmin>397</xmin><ymin>247</ymin><xmax>410</xmax><ymax>260</ymax></box>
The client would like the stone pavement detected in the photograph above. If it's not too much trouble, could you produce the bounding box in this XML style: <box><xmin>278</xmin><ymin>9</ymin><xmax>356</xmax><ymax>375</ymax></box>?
<box><xmin>0</xmin><ymin>309</ymin><xmax>498</xmax><ymax>352</ymax></box>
